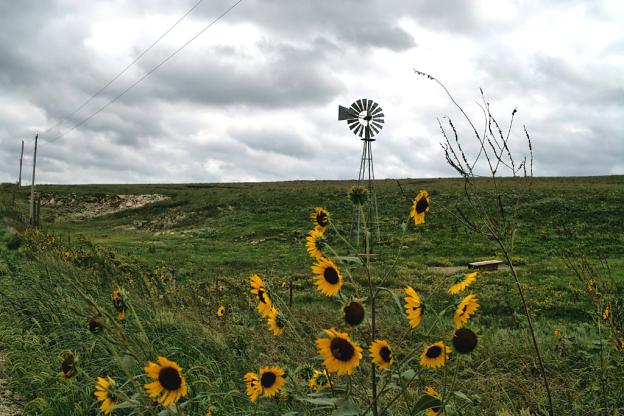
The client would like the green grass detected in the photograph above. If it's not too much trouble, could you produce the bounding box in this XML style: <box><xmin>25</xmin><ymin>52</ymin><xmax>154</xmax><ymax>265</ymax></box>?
<box><xmin>0</xmin><ymin>177</ymin><xmax>623</xmax><ymax>415</ymax></box>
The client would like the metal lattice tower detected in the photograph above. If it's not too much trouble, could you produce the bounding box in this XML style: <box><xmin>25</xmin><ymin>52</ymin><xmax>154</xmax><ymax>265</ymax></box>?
<box><xmin>338</xmin><ymin>98</ymin><xmax>385</xmax><ymax>249</ymax></box>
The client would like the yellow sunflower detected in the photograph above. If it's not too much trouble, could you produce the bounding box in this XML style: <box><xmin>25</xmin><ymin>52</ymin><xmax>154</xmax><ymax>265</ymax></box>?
<box><xmin>448</xmin><ymin>272</ymin><xmax>477</xmax><ymax>295</ymax></box>
<box><xmin>305</xmin><ymin>228</ymin><xmax>325</xmax><ymax>259</ymax></box>
<box><xmin>420</xmin><ymin>341</ymin><xmax>450</xmax><ymax>368</ymax></box>
<box><xmin>144</xmin><ymin>356</ymin><xmax>188</xmax><ymax>407</ymax></box>
<box><xmin>217</xmin><ymin>306</ymin><xmax>225</xmax><ymax>317</ymax></box>
<box><xmin>310</xmin><ymin>207</ymin><xmax>330</xmax><ymax>231</ymax></box>
<box><xmin>267</xmin><ymin>309</ymin><xmax>286</xmax><ymax>336</ymax></box>
<box><xmin>425</xmin><ymin>386</ymin><xmax>442</xmax><ymax>416</ymax></box>
<box><xmin>258</xmin><ymin>366</ymin><xmax>286</xmax><ymax>398</ymax></box>
<box><xmin>315</xmin><ymin>328</ymin><xmax>362</xmax><ymax>375</ymax></box>
<box><xmin>94</xmin><ymin>376</ymin><xmax>118</xmax><ymax>415</ymax></box>
<box><xmin>250</xmin><ymin>273</ymin><xmax>273</xmax><ymax>318</ymax></box>
<box><xmin>206</xmin><ymin>405</ymin><xmax>215</xmax><ymax>416</ymax></box>
<box><xmin>409</xmin><ymin>190</ymin><xmax>430</xmax><ymax>225</ymax></box>
<box><xmin>244</xmin><ymin>372</ymin><xmax>261</xmax><ymax>402</ymax></box>
<box><xmin>112</xmin><ymin>288</ymin><xmax>127</xmax><ymax>321</ymax></box>
<box><xmin>603</xmin><ymin>305</ymin><xmax>610</xmax><ymax>320</ymax></box>
<box><xmin>309</xmin><ymin>369</ymin><xmax>331</xmax><ymax>391</ymax></box>
<box><xmin>311</xmin><ymin>257</ymin><xmax>343</xmax><ymax>296</ymax></box>
<box><xmin>453</xmin><ymin>294</ymin><xmax>479</xmax><ymax>329</ymax></box>
<box><xmin>403</xmin><ymin>286</ymin><xmax>423</xmax><ymax>328</ymax></box>
<box><xmin>369</xmin><ymin>339</ymin><xmax>393</xmax><ymax>369</ymax></box>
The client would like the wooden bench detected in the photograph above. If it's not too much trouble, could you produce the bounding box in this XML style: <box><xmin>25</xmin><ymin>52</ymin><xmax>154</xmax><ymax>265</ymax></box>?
<box><xmin>468</xmin><ymin>260</ymin><xmax>503</xmax><ymax>271</ymax></box>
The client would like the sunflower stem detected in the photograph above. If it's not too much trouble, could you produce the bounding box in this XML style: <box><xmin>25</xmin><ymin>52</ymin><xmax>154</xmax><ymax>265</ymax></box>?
<box><xmin>500</xmin><ymin>246</ymin><xmax>554</xmax><ymax>416</ymax></box>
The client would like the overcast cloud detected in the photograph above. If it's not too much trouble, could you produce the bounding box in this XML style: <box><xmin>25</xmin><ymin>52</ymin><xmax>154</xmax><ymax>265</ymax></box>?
<box><xmin>1</xmin><ymin>0</ymin><xmax>623</xmax><ymax>184</ymax></box>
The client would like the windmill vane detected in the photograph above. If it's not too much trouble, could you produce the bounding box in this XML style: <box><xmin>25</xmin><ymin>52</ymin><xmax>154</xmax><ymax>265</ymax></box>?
<box><xmin>338</xmin><ymin>98</ymin><xmax>384</xmax><ymax>140</ymax></box>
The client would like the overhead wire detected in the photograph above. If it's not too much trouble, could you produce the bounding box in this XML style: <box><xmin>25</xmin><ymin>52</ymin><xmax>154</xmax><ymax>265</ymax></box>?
<box><xmin>42</xmin><ymin>0</ymin><xmax>244</xmax><ymax>145</ymax></box>
<box><xmin>43</xmin><ymin>0</ymin><xmax>205</xmax><ymax>137</ymax></box>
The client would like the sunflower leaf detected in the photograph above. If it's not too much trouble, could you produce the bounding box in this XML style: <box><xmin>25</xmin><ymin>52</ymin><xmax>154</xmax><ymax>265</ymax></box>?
<box><xmin>411</xmin><ymin>395</ymin><xmax>442</xmax><ymax>413</ymax></box>
<box><xmin>377</xmin><ymin>287</ymin><xmax>405</xmax><ymax>315</ymax></box>
<box><xmin>332</xmin><ymin>399</ymin><xmax>359</xmax><ymax>415</ymax></box>
<box><xmin>400</xmin><ymin>368</ymin><xmax>416</xmax><ymax>381</ymax></box>
<box><xmin>453</xmin><ymin>390</ymin><xmax>473</xmax><ymax>403</ymax></box>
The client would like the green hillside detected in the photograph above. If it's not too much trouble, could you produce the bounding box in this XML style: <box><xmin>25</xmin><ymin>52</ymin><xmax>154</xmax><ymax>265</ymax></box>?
<box><xmin>0</xmin><ymin>176</ymin><xmax>623</xmax><ymax>415</ymax></box>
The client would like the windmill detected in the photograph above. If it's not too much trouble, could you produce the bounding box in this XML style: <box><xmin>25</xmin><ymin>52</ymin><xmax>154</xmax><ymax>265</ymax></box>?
<box><xmin>338</xmin><ymin>98</ymin><xmax>385</xmax><ymax>250</ymax></box>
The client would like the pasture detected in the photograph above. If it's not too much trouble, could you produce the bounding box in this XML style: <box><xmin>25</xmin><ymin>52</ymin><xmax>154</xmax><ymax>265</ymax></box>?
<box><xmin>0</xmin><ymin>176</ymin><xmax>623</xmax><ymax>415</ymax></box>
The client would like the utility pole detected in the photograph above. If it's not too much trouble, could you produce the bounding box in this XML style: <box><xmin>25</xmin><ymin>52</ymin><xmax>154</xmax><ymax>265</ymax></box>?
<box><xmin>29</xmin><ymin>133</ymin><xmax>38</xmax><ymax>226</ymax></box>
<box><xmin>18</xmin><ymin>140</ymin><xmax>24</xmax><ymax>186</ymax></box>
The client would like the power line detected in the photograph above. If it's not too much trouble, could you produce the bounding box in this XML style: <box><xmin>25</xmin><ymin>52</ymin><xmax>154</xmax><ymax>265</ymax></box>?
<box><xmin>43</xmin><ymin>0</ymin><xmax>205</xmax><ymax>138</ymax></box>
<box><xmin>43</xmin><ymin>0</ymin><xmax>243</xmax><ymax>144</ymax></box>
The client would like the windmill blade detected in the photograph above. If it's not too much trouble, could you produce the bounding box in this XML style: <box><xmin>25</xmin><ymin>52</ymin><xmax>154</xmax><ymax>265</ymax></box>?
<box><xmin>352</xmin><ymin>100</ymin><xmax>363</xmax><ymax>113</ymax></box>
<box><xmin>373</xmin><ymin>112</ymin><xmax>384</xmax><ymax>120</ymax></box>
<box><xmin>371</xmin><ymin>107</ymin><xmax>383</xmax><ymax>116</ymax></box>
<box><xmin>355</xmin><ymin>124</ymin><xmax>364</xmax><ymax>137</ymax></box>
<box><xmin>364</xmin><ymin>99</ymin><xmax>373</xmax><ymax>112</ymax></box>
<box><xmin>370</xmin><ymin>123</ymin><xmax>380</xmax><ymax>135</ymax></box>
<box><xmin>357</xmin><ymin>99</ymin><xmax>366</xmax><ymax>113</ymax></box>
<box><xmin>338</xmin><ymin>105</ymin><xmax>358</xmax><ymax>121</ymax></box>
<box><xmin>369</xmin><ymin>101</ymin><xmax>379</xmax><ymax>114</ymax></box>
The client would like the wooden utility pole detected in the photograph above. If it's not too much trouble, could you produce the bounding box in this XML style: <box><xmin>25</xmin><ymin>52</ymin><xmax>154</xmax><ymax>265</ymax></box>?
<box><xmin>18</xmin><ymin>140</ymin><xmax>24</xmax><ymax>186</ymax></box>
<box><xmin>29</xmin><ymin>133</ymin><xmax>38</xmax><ymax>226</ymax></box>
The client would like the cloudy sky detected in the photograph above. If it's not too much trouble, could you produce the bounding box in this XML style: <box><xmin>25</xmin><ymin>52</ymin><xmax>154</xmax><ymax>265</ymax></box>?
<box><xmin>1</xmin><ymin>0</ymin><xmax>623</xmax><ymax>184</ymax></box>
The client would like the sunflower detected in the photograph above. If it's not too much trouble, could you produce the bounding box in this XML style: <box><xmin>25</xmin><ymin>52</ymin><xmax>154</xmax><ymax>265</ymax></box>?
<box><xmin>315</xmin><ymin>328</ymin><xmax>362</xmax><ymax>375</ymax></box>
<box><xmin>343</xmin><ymin>301</ymin><xmax>365</xmax><ymax>326</ymax></box>
<box><xmin>409</xmin><ymin>190</ymin><xmax>430</xmax><ymax>225</ymax></box>
<box><xmin>144</xmin><ymin>356</ymin><xmax>188</xmax><ymax>407</ymax></box>
<box><xmin>258</xmin><ymin>366</ymin><xmax>286</xmax><ymax>398</ymax></box>
<box><xmin>217</xmin><ymin>306</ymin><xmax>225</xmax><ymax>317</ymax></box>
<box><xmin>244</xmin><ymin>372</ymin><xmax>261</xmax><ymax>402</ymax></box>
<box><xmin>424</xmin><ymin>387</ymin><xmax>442</xmax><ymax>416</ymax></box>
<box><xmin>369</xmin><ymin>339</ymin><xmax>393</xmax><ymax>369</ymax></box>
<box><xmin>453</xmin><ymin>294</ymin><xmax>479</xmax><ymax>328</ymax></box>
<box><xmin>88</xmin><ymin>317</ymin><xmax>104</xmax><ymax>334</ymax></box>
<box><xmin>448</xmin><ymin>272</ymin><xmax>477</xmax><ymax>295</ymax></box>
<box><xmin>309</xmin><ymin>369</ymin><xmax>331</xmax><ymax>391</ymax></box>
<box><xmin>112</xmin><ymin>288</ymin><xmax>127</xmax><ymax>320</ymax></box>
<box><xmin>553</xmin><ymin>329</ymin><xmax>561</xmax><ymax>337</ymax></box>
<box><xmin>60</xmin><ymin>351</ymin><xmax>76</xmax><ymax>379</ymax></box>
<box><xmin>617</xmin><ymin>339</ymin><xmax>624</xmax><ymax>353</ymax></box>
<box><xmin>267</xmin><ymin>309</ymin><xmax>286</xmax><ymax>336</ymax></box>
<box><xmin>602</xmin><ymin>305</ymin><xmax>610</xmax><ymax>320</ymax></box>
<box><xmin>311</xmin><ymin>257</ymin><xmax>343</xmax><ymax>296</ymax></box>
<box><xmin>420</xmin><ymin>341</ymin><xmax>450</xmax><ymax>368</ymax></box>
<box><xmin>403</xmin><ymin>286</ymin><xmax>423</xmax><ymax>328</ymax></box>
<box><xmin>250</xmin><ymin>273</ymin><xmax>273</xmax><ymax>318</ymax></box>
<box><xmin>452</xmin><ymin>327</ymin><xmax>478</xmax><ymax>354</ymax></box>
<box><xmin>310</xmin><ymin>207</ymin><xmax>330</xmax><ymax>231</ymax></box>
<box><xmin>206</xmin><ymin>405</ymin><xmax>215</xmax><ymax>416</ymax></box>
<box><xmin>94</xmin><ymin>376</ymin><xmax>118</xmax><ymax>415</ymax></box>
<box><xmin>305</xmin><ymin>228</ymin><xmax>325</xmax><ymax>259</ymax></box>
<box><xmin>586</xmin><ymin>278</ymin><xmax>597</xmax><ymax>294</ymax></box>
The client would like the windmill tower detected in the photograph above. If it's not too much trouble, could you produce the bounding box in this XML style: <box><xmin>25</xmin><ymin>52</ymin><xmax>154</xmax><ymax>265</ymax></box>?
<box><xmin>338</xmin><ymin>98</ymin><xmax>385</xmax><ymax>250</ymax></box>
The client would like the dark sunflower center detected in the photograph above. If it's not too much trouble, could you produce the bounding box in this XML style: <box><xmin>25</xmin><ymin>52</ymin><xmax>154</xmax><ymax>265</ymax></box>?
<box><xmin>330</xmin><ymin>337</ymin><xmax>355</xmax><ymax>362</ymax></box>
<box><xmin>158</xmin><ymin>367</ymin><xmax>182</xmax><ymax>391</ymax></box>
<box><xmin>416</xmin><ymin>197</ymin><xmax>429</xmax><ymax>214</ymax></box>
<box><xmin>379</xmin><ymin>346</ymin><xmax>392</xmax><ymax>363</ymax></box>
<box><xmin>426</xmin><ymin>345</ymin><xmax>442</xmax><ymax>358</ymax></box>
<box><xmin>452</xmin><ymin>328</ymin><xmax>478</xmax><ymax>354</ymax></box>
<box><xmin>317</xmin><ymin>212</ymin><xmax>328</xmax><ymax>226</ymax></box>
<box><xmin>323</xmin><ymin>267</ymin><xmax>339</xmax><ymax>284</ymax></box>
<box><xmin>260</xmin><ymin>372</ymin><xmax>276</xmax><ymax>388</ymax></box>
<box><xmin>344</xmin><ymin>302</ymin><xmax>365</xmax><ymax>326</ymax></box>
<box><xmin>257</xmin><ymin>289</ymin><xmax>267</xmax><ymax>303</ymax></box>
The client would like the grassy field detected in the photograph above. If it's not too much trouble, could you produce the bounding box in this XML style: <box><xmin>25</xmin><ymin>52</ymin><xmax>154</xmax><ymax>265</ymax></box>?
<box><xmin>0</xmin><ymin>176</ymin><xmax>623</xmax><ymax>415</ymax></box>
